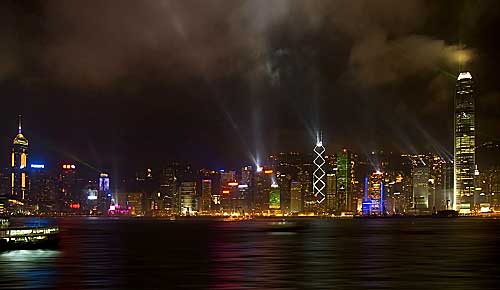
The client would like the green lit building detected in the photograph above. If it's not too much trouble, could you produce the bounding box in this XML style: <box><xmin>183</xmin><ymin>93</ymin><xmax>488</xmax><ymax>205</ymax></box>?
<box><xmin>336</xmin><ymin>149</ymin><xmax>353</xmax><ymax>212</ymax></box>
<box><xmin>269</xmin><ymin>184</ymin><xmax>280</xmax><ymax>210</ymax></box>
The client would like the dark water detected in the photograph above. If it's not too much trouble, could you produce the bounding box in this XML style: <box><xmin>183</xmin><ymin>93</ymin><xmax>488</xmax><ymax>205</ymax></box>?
<box><xmin>1</xmin><ymin>217</ymin><xmax>499</xmax><ymax>290</ymax></box>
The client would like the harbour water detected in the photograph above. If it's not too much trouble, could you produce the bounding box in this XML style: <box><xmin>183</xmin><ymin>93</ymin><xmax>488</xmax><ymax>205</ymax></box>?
<box><xmin>0</xmin><ymin>217</ymin><xmax>498</xmax><ymax>289</ymax></box>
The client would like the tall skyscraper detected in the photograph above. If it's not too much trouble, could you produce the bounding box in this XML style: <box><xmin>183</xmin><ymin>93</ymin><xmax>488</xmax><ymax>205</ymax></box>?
<box><xmin>277</xmin><ymin>173</ymin><xmax>291</xmax><ymax>213</ymax></box>
<box><xmin>326</xmin><ymin>173</ymin><xmax>337</xmax><ymax>212</ymax></box>
<box><xmin>454</xmin><ymin>72</ymin><xmax>475</xmax><ymax>212</ymax></box>
<box><xmin>269</xmin><ymin>183</ymin><xmax>280</xmax><ymax>210</ymax></box>
<box><xmin>337</xmin><ymin>149</ymin><xmax>354</xmax><ymax>212</ymax></box>
<box><xmin>179</xmin><ymin>181</ymin><xmax>197</xmax><ymax>215</ymax></box>
<box><xmin>11</xmin><ymin>115</ymin><xmax>29</xmax><ymax>202</ymax></box>
<box><xmin>29</xmin><ymin>164</ymin><xmax>57</xmax><ymax>213</ymax></box>
<box><xmin>200</xmin><ymin>179</ymin><xmax>212</xmax><ymax>212</ymax></box>
<box><xmin>412</xmin><ymin>165</ymin><xmax>430</xmax><ymax>210</ymax></box>
<box><xmin>313</xmin><ymin>136</ymin><xmax>326</xmax><ymax>203</ymax></box>
<box><xmin>159</xmin><ymin>167</ymin><xmax>178</xmax><ymax>214</ymax></box>
<box><xmin>97</xmin><ymin>173</ymin><xmax>112</xmax><ymax>214</ymax></box>
<box><xmin>290</xmin><ymin>181</ymin><xmax>302</xmax><ymax>213</ymax></box>
<box><xmin>254</xmin><ymin>168</ymin><xmax>272</xmax><ymax>212</ymax></box>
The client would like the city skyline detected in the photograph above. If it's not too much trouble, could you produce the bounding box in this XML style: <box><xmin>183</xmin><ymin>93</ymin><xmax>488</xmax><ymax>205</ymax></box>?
<box><xmin>1</xmin><ymin>2</ymin><xmax>500</xmax><ymax>289</ymax></box>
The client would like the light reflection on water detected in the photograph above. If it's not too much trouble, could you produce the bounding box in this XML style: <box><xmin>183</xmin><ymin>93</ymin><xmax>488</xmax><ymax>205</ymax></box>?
<box><xmin>0</xmin><ymin>249</ymin><xmax>60</xmax><ymax>289</ymax></box>
<box><xmin>0</xmin><ymin>218</ymin><xmax>499</xmax><ymax>289</ymax></box>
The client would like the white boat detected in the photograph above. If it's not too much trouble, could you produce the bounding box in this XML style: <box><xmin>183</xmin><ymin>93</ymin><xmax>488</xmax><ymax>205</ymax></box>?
<box><xmin>0</xmin><ymin>218</ymin><xmax>60</xmax><ymax>251</ymax></box>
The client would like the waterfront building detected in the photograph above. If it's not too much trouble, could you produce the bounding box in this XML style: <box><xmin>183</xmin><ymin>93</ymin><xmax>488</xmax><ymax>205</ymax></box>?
<box><xmin>11</xmin><ymin>116</ymin><xmax>29</xmax><ymax>204</ymax></box>
<box><xmin>313</xmin><ymin>137</ymin><xmax>326</xmax><ymax>204</ymax></box>
<box><xmin>277</xmin><ymin>173</ymin><xmax>291</xmax><ymax>213</ymax></box>
<box><xmin>179</xmin><ymin>181</ymin><xmax>197</xmax><ymax>215</ymax></box>
<box><xmin>412</xmin><ymin>165</ymin><xmax>430</xmax><ymax>211</ymax></box>
<box><xmin>159</xmin><ymin>167</ymin><xmax>178</xmax><ymax>214</ymax></box>
<box><xmin>326</xmin><ymin>172</ymin><xmax>337</xmax><ymax>213</ymax></box>
<box><xmin>254</xmin><ymin>168</ymin><xmax>273</xmax><ymax>212</ymax></box>
<box><xmin>126</xmin><ymin>192</ymin><xmax>144</xmax><ymax>216</ymax></box>
<box><xmin>290</xmin><ymin>181</ymin><xmax>302</xmax><ymax>213</ymax></box>
<box><xmin>269</xmin><ymin>183</ymin><xmax>280</xmax><ymax>210</ymax></box>
<box><xmin>337</xmin><ymin>149</ymin><xmax>354</xmax><ymax>212</ymax></box>
<box><xmin>200</xmin><ymin>179</ymin><xmax>212</xmax><ymax>213</ymax></box>
<box><xmin>29</xmin><ymin>164</ymin><xmax>57</xmax><ymax>213</ymax></box>
<box><xmin>454</xmin><ymin>72</ymin><xmax>476</xmax><ymax>212</ymax></box>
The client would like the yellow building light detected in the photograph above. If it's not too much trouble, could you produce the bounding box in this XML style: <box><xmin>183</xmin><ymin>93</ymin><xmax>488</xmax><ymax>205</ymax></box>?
<box><xmin>21</xmin><ymin>153</ymin><xmax>27</xmax><ymax>168</ymax></box>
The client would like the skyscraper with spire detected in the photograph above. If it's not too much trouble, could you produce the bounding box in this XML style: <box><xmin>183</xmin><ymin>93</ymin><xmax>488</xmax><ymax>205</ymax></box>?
<box><xmin>11</xmin><ymin>115</ymin><xmax>29</xmax><ymax>202</ymax></box>
<box><xmin>313</xmin><ymin>133</ymin><xmax>326</xmax><ymax>204</ymax></box>
<box><xmin>454</xmin><ymin>72</ymin><xmax>475</xmax><ymax>212</ymax></box>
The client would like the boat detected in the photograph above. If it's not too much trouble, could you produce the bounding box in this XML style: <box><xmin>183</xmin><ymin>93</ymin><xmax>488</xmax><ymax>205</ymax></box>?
<box><xmin>433</xmin><ymin>210</ymin><xmax>459</xmax><ymax>218</ymax></box>
<box><xmin>260</xmin><ymin>220</ymin><xmax>307</xmax><ymax>233</ymax></box>
<box><xmin>0</xmin><ymin>218</ymin><xmax>60</xmax><ymax>251</ymax></box>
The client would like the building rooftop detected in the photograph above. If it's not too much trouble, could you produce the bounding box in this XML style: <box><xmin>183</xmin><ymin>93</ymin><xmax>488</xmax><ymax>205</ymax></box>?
<box><xmin>457</xmin><ymin>72</ymin><xmax>472</xmax><ymax>81</ymax></box>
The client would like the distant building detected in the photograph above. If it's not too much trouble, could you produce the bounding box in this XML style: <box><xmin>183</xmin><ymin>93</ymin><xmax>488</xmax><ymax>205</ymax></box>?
<box><xmin>454</xmin><ymin>72</ymin><xmax>476</xmax><ymax>212</ymax></box>
<box><xmin>127</xmin><ymin>192</ymin><xmax>144</xmax><ymax>216</ymax></box>
<box><xmin>277</xmin><ymin>173</ymin><xmax>291</xmax><ymax>213</ymax></box>
<box><xmin>366</xmin><ymin>171</ymin><xmax>385</xmax><ymax>215</ymax></box>
<box><xmin>59</xmin><ymin>164</ymin><xmax>80</xmax><ymax>212</ymax></box>
<box><xmin>269</xmin><ymin>183</ymin><xmax>280</xmax><ymax>210</ymax></box>
<box><xmin>11</xmin><ymin>115</ymin><xmax>29</xmax><ymax>204</ymax></box>
<box><xmin>159</xmin><ymin>167</ymin><xmax>178</xmax><ymax>214</ymax></box>
<box><xmin>200</xmin><ymin>179</ymin><xmax>212</xmax><ymax>212</ymax></box>
<box><xmin>97</xmin><ymin>173</ymin><xmax>112</xmax><ymax>214</ymax></box>
<box><xmin>337</xmin><ymin>149</ymin><xmax>354</xmax><ymax>212</ymax></box>
<box><xmin>290</xmin><ymin>181</ymin><xmax>302</xmax><ymax>213</ymax></box>
<box><xmin>412</xmin><ymin>165</ymin><xmax>430</xmax><ymax>210</ymax></box>
<box><xmin>179</xmin><ymin>181</ymin><xmax>197</xmax><ymax>215</ymax></box>
<box><xmin>29</xmin><ymin>164</ymin><xmax>57</xmax><ymax>213</ymax></box>
<box><xmin>298</xmin><ymin>169</ymin><xmax>313</xmax><ymax>212</ymax></box>
<box><xmin>254</xmin><ymin>168</ymin><xmax>273</xmax><ymax>212</ymax></box>
<box><xmin>326</xmin><ymin>173</ymin><xmax>337</xmax><ymax>212</ymax></box>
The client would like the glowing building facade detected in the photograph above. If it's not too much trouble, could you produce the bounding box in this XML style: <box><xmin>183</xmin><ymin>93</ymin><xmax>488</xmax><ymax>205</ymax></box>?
<box><xmin>11</xmin><ymin>116</ymin><xmax>29</xmax><ymax>202</ymax></box>
<box><xmin>412</xmin><ymin>165</ymin><xmax>430</xmax><ymax>210</ymax></box>
<box><xmin>326</xmin><ymin>173</ymin><xmax>337</xmax><ymax>212</ymax></box>
<box><xmin>290</xmin><ymin>181</ymin><xmax>302</xmax><ymax>212</ymax></box>
<box><xmin>269</xmin><ymin>183</ymin><xmax>280</xmax><ymax>210</ymax></box>
<box><xmin>179</xmin><ymin>181</ymin><xmax>197</xmax><ymax>215</ymax></box>
<box><xmin>313</xmin><ymin>137</ymin><xmax>326</xmax><ymax>204</ymax></box>
<box><xmin>454</xmin><ymin>72</ymin><xmax>475</xmax><ymax>211</ymax></box>
<box><xmin>200</xmin><ymin>179</ymin><xmax>212</xmax><ymax>212</ymax></box>
<box><xmin>337</xmin><ymin>149</ymin><xmax>354</xmax><ymax>212</ymax></box>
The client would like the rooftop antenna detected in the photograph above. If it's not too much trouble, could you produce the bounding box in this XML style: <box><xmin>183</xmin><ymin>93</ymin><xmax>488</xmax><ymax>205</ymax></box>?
<box><xmin>18</xmin><ymin>115</ymin><xmax>22</xmax><ymax>134</ymax></box>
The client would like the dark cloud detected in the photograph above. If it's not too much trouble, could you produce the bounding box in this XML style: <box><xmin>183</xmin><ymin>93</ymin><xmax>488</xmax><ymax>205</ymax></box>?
<box><xmin>0</xmin><ymin>0</ymin><xmax>499</xmax><ymax>170</ymax></box>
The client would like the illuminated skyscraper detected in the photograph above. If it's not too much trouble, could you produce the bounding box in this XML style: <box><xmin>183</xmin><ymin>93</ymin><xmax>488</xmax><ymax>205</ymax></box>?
<box><xmin>29</xmin><ymin>164</ymin><xmax>56</xmax><ymax>213</ymax></box>
<box><xmin>290</xmin><ymin>181</ymin><xmax>302</xmax><ymax>212</ymax></box>
<box><xmin>269</xmin><ymin>183</ymin><xmax>280</xmax><ymax>210</ymax></box>
<box><xmin>254</xmin><ymin>168</ymin><xmax>272</xmax><ymax>212</ymax></box>
<box><xmin>200</xmin><ymin>179</ymin><xmax>212</xmax><ymax>212</ymax></box>
<box><xmin>11</xmin><ymin>115</ymin><xmax>29</xmax><ymax>202</ymax></box>
<box><xmin>412</xmin><ymin>165</ymin><xmax>430</xmax><ymax>210</ymax></box>
<box><xmin>179</xmin><ymin>181</ymin><xmax>197</xmax><ymax>215</ymax></box>
<box><xmin>277</xmin><ymin>173</ymin><xmax>291</xmax><ymax>213</ymax></box>
<box><xmin>313</xmin><ymin>136</ymin><xmax>326</xmax><ymax>203</ymax></box>
<box><xmin>337</xmin><ymin>149</ymin><xmax>354</xmax><ymax>212</ymax></box>
<box><xmin>59</xmin><ymin>164</ymin><xmax>79</xmax><ymax>212</ymax></box>
<box><xmin>454</xmin><ymin>72</ymin><xmax>475</xmax><ymax>211</ymax></box>
<box><xmin>326</xmin><ymin>173</ymin><xmax>337</xmax><ymax>212</ymax></box>
<box><xmin>159</xmin><ymin>167</ymin><xmax>178</xmax><ymax>214</ymax></box>
<box><xmin>97</xmin><ymin>173</ymin><xmax>112</xmax><ymax>214</ymax></box>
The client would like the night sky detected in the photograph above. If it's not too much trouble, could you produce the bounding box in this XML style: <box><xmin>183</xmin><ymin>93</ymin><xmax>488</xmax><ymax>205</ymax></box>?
<box><xmin>1</xmin><ymin>0</ymin><xmax>499</xmax><ymax>173</ymax></box>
